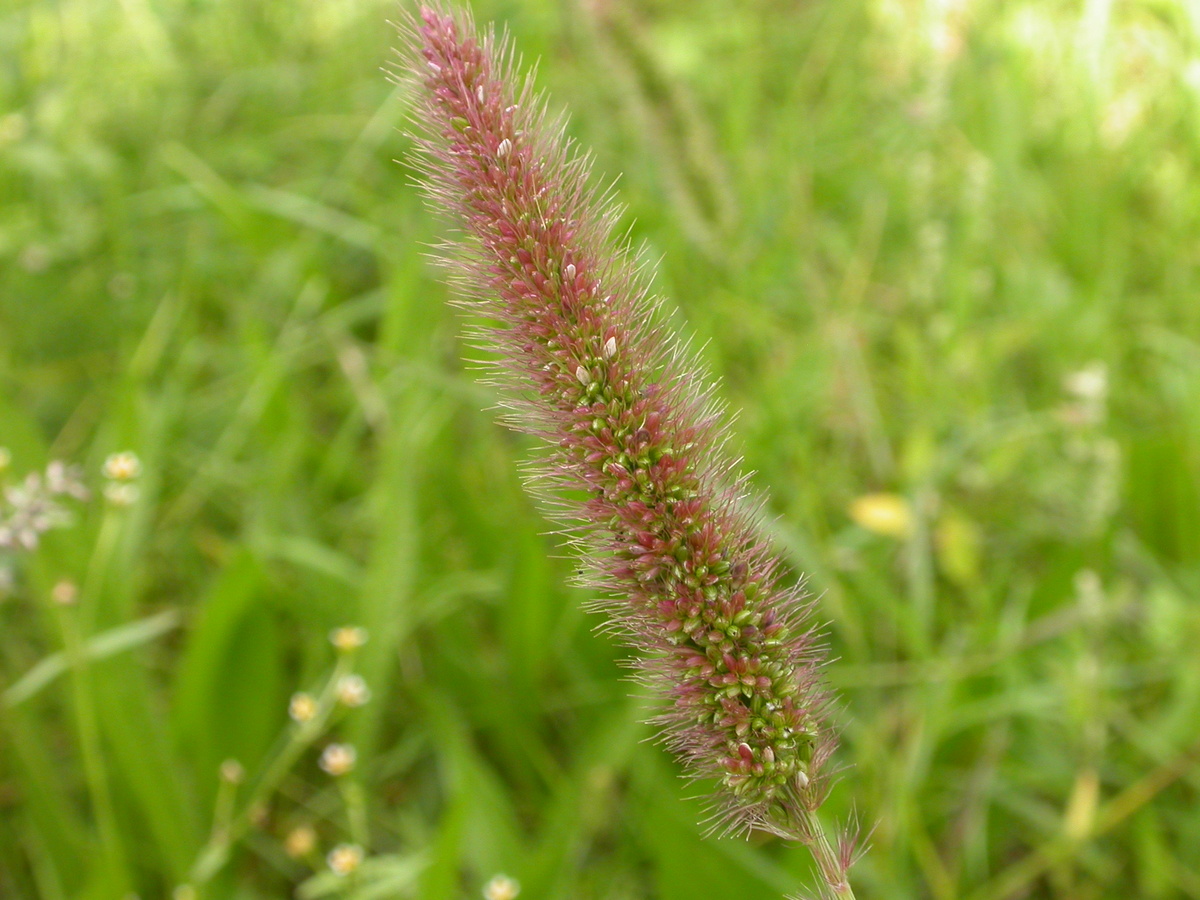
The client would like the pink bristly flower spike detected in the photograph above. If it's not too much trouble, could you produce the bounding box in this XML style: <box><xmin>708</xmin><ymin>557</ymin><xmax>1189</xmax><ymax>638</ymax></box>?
<box><xmin>396</xmin><ymin>5</ymin><xmax>858</xmax><ymax>897</ymax></box>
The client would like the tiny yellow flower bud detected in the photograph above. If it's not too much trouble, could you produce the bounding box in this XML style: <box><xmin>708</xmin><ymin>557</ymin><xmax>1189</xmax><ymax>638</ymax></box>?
<box><xmin>327</xmin><ymin>843</ymin><xmax>364</xmax><ymax>876</ymax></box>
<box><xmin>848</xmin><ymin>492</ymin><xmax>913</xmax><ymax>539</ymax></box>
<box><xmin>483</xmin><ymin>874</ymin><xmax>521</xmax><ymax>900</ymax></box>
<box><xmin>319</xmin><ymin>743</ymin><xmax>356</xmax><ymax>777</ymax></box>
<box><xmin>285</xmin><ymin>824</ymin><xmax>317</xmax><ymax>858</ymax></box>
<box><xmin>289</xmin><ymin>692</ymin><xmax>318</xmax><ymax>723</ymax></box>
<box><xmin>52</xmin><ymin>579</ymin><xmax>78</xmax><ymax>606</ymax></box>
<box><xmin>329</xmin><ymin>626</ymin><xmax>368</xmax><ymax>653</ymax></box>
<box><xmin>103</xmin><ymin>451</ymin><xmax>142</xmax><ymax>481</ymax></box>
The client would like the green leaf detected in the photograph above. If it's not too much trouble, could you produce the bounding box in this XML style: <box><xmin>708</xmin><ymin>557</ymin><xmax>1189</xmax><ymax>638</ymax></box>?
<box><xmin>2</xmin><ymin>609</ymin><xmax>183</xmax><ymax>709</ymax></box>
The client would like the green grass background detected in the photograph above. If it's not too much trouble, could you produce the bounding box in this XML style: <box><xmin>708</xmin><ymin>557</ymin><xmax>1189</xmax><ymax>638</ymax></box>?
<box><xmin>3</xmin><ymin>0</ymin><xmax>1200</xmax><ymax>897</ymax></box>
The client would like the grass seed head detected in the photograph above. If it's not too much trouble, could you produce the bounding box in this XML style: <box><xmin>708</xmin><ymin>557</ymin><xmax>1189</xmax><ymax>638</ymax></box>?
<box><xmin>399</xmin><ymin>1</ymin><xmax>844</xmax><ymax>845</ymax></box>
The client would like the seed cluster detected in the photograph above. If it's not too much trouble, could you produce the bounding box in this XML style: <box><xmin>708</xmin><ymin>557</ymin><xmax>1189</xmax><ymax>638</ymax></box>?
<box><xmin>406</xmin><ymin>6</ymin><xmax>835</xmax><ymax>832</ymax></box>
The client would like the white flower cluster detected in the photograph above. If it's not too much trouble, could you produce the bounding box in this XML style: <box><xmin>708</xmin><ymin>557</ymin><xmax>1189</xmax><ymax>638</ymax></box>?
<box><xmin>102</xmin><ymin>451</ymin><xmax>142</xmax><ymax>507</ymax></box>
<box><xmin>0</xmin><ymin>454</ymin><xmax>88</xmax><ymax>552</ymax></box>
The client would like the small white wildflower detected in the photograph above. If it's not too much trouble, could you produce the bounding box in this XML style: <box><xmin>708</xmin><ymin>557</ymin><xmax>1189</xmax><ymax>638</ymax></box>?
<box><xmin>603</xmin><ymin>336</ymin><xmax>617</xmax><ymax>359</ymax></box>
<box><xmin>45</xmin><ymin>461</ymin><xmax>88</xmax><ymax>499</ymax></box>
<box><xmin>104</xmin><ymin>482</ymin><xmax>140</xmax><ymax>507</ymax></box>
<box><xmin>289</xmin><ymin>692</ymin><xmax>318</xmax><ymax>723</ymax></box>
<box><xmin>330</xmin><ymin>626</ymin><xmax>368</xmax><ymax>652</ymax></box>
<box><xmin>483</xmin><ymin>874</ymin><xmax>521</xmax><ymax>900</ymax></box>
<box><xmin>476</xmin><ymin>85</ymin><xmax>485</xmax><ymax>104</ymax></box>
<box><xmin>103</xmin><ymin>451</ymin><xmax>142</xmax><ymax>481</ymax></box>
<box><xmin>45</xmin><ymin>461</ymin><xmax>66</xmax><ymax>487</ymax></box>
<box><xmin>319</xmin><ymin>743</ymin><xmax>356</xmax><ymax>777</ymax></box>
<box><xmin>575</xmin><ymin>366</ymin><xmax>591</xmax><ymax>387</ymax></box>
<box><xmin>336</xmin><ymin>674</ymin><xmax>372</xmax><ymax>708</ymax></box>
<box><xmin>7</xmin><ymin>473</ymin><xmax>39</xmax><ymax>505</ymax></box>
<box><xmin>794</xmin><ymin>770</ymin><xmax>810</xmax><ymax>789</ymax></box>
<box><xmin>51</xmin><ymin>580</ymin><xmax>78</xmax><ymax>606</ymax></box>
<box><xmin>220</xmin><ymin>759</ymin><xmax>245</xmax><ymax>784</ymax></box>
<box><xmin>285</xmin><ymin>824</ymin><xmax>317</xmax><ymax>858</ymax></box>
<box><xmin>1065</xmin><ymin>363</ymin><xmax>1108</xmax><ymax>403</ymax></box>
<box><xmin>564</xmin><ymin>263</ymin><xmax>575</xmax><ymax>281</ymax></box>
<box><xmin>0</xmin><ymin>468</ymin><xmax>76</xmax><ymax>554</ymax></box>
<box><xmin>496</xmin><ymin>138</ymin><xmax>512</xmax><ymax>158</ymax></box>
<box><xmin>327</xmin><ymin>843</ymin><xmax>364</xmax><ymax>876</ymax></box>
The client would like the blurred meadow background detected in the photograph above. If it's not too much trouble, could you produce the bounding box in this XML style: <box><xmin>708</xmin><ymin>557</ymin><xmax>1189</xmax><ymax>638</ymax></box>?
<box><xmin>3</xmin><ymin>0</ymin><xmax>1200</xmax><ymax>898</ymax></box>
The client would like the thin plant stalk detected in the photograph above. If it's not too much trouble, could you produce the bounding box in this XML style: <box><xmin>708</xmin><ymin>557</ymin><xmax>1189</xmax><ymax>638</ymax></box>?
<box><xmin>55</xmin><ymin>601</ymin><xmax>128</xmax><ymax>893</ymax></box>
<box><xmin>54</xmin><ymin>508</ymin><xmax>133</xmax><ymax>893</ymax></box>
<box><xmin>189</xmin><ymin>651</ymin><xmax>356</xmax><ymax>884</ymax></box>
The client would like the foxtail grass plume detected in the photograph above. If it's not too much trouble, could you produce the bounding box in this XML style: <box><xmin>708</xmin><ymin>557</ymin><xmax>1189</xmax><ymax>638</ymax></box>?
<box><xmin>397</xmin><ymin>6</ymin><xmax>858</xmax><ymax>896</ymax></box>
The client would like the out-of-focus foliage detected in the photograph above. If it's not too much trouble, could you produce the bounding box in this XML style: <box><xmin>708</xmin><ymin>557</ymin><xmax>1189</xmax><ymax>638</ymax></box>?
<box><xmin>1</xmin><ymin>0</ymin><xmax>1198</xmax><ymax>898</ymax></box>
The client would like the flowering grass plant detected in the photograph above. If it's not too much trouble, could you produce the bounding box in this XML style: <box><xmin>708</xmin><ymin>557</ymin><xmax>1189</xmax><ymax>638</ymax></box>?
<box><xmin>399</xmin><ymin>5</ymin><xmax>857</xmax><ymax>895</ymax></box>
